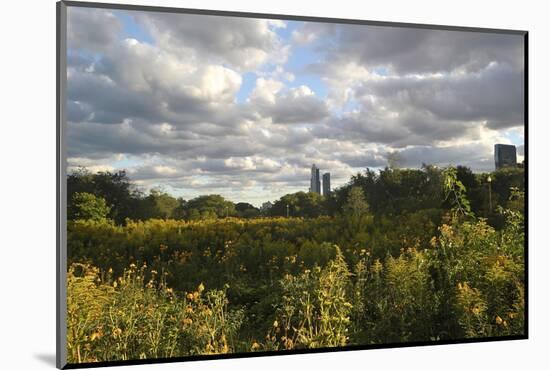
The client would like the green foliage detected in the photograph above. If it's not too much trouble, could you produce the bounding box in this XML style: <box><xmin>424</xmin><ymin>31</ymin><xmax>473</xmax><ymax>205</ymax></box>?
<box><xmin>68</xmin><ymin>165</ymin><xmax>523</xmax><ymax>229</ymax></box>
<box><xmin>235</xmin><ymin>202</ymin><xmax>260</xmax><ymax>218</ymax></box>
<box><xmin>68</xmin><ymin>192</ymin><xmax>111</xmax><ymax>221</ymax></box>
<box><xmin>67</xmin><ymin>168</ymin><xmax>139</xmax><ymax>224</ymax></box>
<box><xmin>427</xmin><ymin>213</ymin><xmax>524</xmax><ymax>339</ymax></box>
<box><xmin>67</xmin><ymin>203</ymin><xmax>524</xmax><ymax>361</ymax></box>
<box><xmin>66</xmin><ymin>263</ymin><xmax>242</xmax><ymax>363</ymax></box>
<box><xmin>333</xmin><ymin>166</ymin><xmax>444</xmax><ymax>217</ymax></box>
<box><xmin>66</xmin><ymin>165</ymin><xmax>525</xmax><ymax>362</ymax></box>
<box><xmin>183</xmin><ymin>194</ymin><xmax>236</xmax><ymax>220</ymax></box>
<box><xmin>268</xmin><ymin>246</ymin><xmax>352</xmax><ymax>350</ymax></box>
<box><xmin>347</xmin><ymin>248</ymin><xmax>437</xmax><ymax>344</ymax></box>
<box><xmin>343</xmin><ymin>187</ymin><xmax>369</xmax><ymax>219</ymax></box>
<box><xmin>143</xmin><ymin>189</ymin><xmax>179</xmax><ymax>220</ymax></box>
<box><xmin>504</xmin><ymin>186</ymin><xmax>525</xmax><ymax>214</ymax></box>
<box><xmin>443</xmin><ymin>166</ymin><xmax>473</xmax><ymax>218</ymax></box>
<box><xmin>269</xmin><ymin>191</ymin><xmax>327</xmax><ymax>218</ymax></box>
<box><xmin>491</xmin><ymin>167</ymin><xmax>525</xmax><ymax>204</ymax></box>
<box><xmin>455</xmin><ymin>282</ymin><xmax>490</xmax><ymax>338</ymax></box>
<box><xmin>380</xmin><ymin>249</ymin><xmax>436</xmax><ymax>341</ymax></box>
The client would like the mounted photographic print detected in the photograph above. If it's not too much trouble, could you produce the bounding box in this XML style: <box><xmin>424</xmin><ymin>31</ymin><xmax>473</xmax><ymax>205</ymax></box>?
<box><xmin>56</xmin><ymin>1</ymin><xmax>527</xmax><ymax>368</ymax></box>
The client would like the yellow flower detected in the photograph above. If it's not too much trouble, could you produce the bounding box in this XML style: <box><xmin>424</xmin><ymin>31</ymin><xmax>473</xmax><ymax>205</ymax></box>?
<box><xmin>90</xmin><ymin>331</ymin><xmax>103</xmax><ymax>341</ymax></box>
<box><xmin>495</xmin><ymin>315</ymin><xmax>503</xmax><ymax>325</ymax></box>
<box><xmin>284</xmin><ymin>338</ymin><xmax>294</xmax><ymax>349</ymax></box>
<box><xmin>273</xmin><ymin>320</ymin><xmax>278</xmax><ymax>328</ymax></box>
<box><xmin>251</xmin><ymin>342</ymin><xmax>261</xmax><ymax>350</ymax></box>
<box><xmin>182</xmin><ymin>318</ymin><xmax>193</xmax><ymax>325</ymax></box>
<box><xmin>198</xmin><ymin>283</ymin><xmax>205</xmax><ymax>293</ymax></box>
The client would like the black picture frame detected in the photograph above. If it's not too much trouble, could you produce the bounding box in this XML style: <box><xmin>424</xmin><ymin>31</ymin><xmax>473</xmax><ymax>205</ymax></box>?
<box><xmin>57</xmin><ymin>1</ymin><xmax>528</xmax><ymax>368</ymax></box>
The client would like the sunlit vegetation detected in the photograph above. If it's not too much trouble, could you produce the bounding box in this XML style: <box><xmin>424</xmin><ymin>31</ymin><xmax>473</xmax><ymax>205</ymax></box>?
<box><xmin>66</xmin><ymin>166</ymin><xmax>525</xmax><ymax>363</ymax></box>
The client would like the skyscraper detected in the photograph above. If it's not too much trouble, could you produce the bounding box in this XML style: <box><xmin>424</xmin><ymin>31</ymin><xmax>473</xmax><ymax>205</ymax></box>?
<box><xmin>309</xmin><ymin>164</ymin><xmax>321</xmax><ymax>194</ymax></box>
<box><xmin>494</xmin><ymin>144</ymin><xmax>517</xmax><ymax>170</ymax></box>
<box><xmin>322</xmin><ymin>172</ymin><xmax>331</xmax><ymax>196</ymax></box>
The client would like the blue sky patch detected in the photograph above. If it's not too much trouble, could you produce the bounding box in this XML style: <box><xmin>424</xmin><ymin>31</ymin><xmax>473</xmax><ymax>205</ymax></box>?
<box><xmin>114</xmin><ymin>10</ymin><xmax>154</xmax><ymax>44</ymax></box>
<box><xmin>236</xmin><ymin>72</ymin><xmax>257</xmax><ymax>103</ymax></box>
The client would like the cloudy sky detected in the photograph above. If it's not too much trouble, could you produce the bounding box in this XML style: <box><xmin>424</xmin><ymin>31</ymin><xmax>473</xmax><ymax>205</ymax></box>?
<box><xmin>66</xmin><ymin>7</ymin><xmax>525</xmax><ymax>206</ymax></box>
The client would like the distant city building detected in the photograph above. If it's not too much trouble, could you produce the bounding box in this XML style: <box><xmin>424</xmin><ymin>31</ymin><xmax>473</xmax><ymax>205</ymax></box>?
<box><xmin>309</xmin><ymin>164</ymin><xmax>321</xmax><ymax>194</ymax></box>
<box><xmin>494</xmin><ymin>144</ymin><xmax>517</xmax><ymax>170</ymax></box>
<box><xmin>322</xmin><ymin>172</ymin><xmax>331</xmax><ymax>196</ymax></box>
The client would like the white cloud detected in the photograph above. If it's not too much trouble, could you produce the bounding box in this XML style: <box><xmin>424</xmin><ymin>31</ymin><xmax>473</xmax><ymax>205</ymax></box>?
<box><xmin>249</xmin><ymin>80</ymin><xmax>329</xmax><ymax>124</ymax></box>
<box><xmin>66</xmin><ymin>9</ymin><xmax>525</xmax><ymax>205</ymax></box>
<box><xmin>197</xmin><ymin>66</ymin><xmax>242</xmax><ymax>100</ymax></box>
<box><xmin>136</xmin><ymin>12</ymin><xmax>289</xmax><ymax>71</ymax></box>
<box><xmin>67</xmin><ymin>7</ymin><xmax>121</xmax><ymax>53</ymax></box>
<box><xmin>248</xmin><ymin>78</ymin><xmax>284</xmax><ymax>104</ymax></box>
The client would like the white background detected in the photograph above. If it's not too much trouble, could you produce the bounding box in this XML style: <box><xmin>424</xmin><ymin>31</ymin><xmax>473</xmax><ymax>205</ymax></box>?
<box><xmin>0</xmin><ymin>0</ymin><xmax>547</xmax><ymax>368</ymax></box>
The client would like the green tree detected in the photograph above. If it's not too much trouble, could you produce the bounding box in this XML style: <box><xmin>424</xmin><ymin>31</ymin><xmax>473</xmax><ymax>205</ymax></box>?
<box><xmin>235</xmin><ymin>202</ymin><xmax>260</xmax><ymax>218</ymax></box>
<box><xmin>343</xmin><ymin>187</ymin><xmax>369</xmax><ymax>218</ymax></box>
<box><xmin>144</xmin><ymin>189</ymin><xmax>179</xmax><ymax>219</ymax></box>
<box><xmin>337</xmin><ymin>166</ymin><xmax>443</xmax><ymax>217</ymax></box>
<box><xmin>68</xmin><ymin>192</ymin><xmax>111</xmax><ymax>221</ymax></box>
<box><xmin>269</xmin><ymin>191</ymin><xmax>326</xmax><ymax>218</ymax></box>
<box><xmin>491</xmin><ymin>167</ymin><xmax>525</xmax><ymax>208</ymax></box>
<box><xmin>183</xmin><ymin>194</ymin><xmax>236</xmax><ymax>220</ymax></box>
<box><xmin>67</xmin><ymin>168</ymin><xmax>142</xmax><ymax>224</ymax></box>
<box><xmin>342</xmin><ymin>186</ymin><xmax>372</xmax><ymax>242</ymax></box>
<box><xmin>172</xmin><ymin>197</ymin><xmax>188</xmax><ymax>220</ymax></box>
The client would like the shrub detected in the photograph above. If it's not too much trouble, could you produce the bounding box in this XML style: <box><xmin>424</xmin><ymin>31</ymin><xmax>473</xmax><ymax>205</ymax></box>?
<box><xmin>66</xmin><ymin>263</ymin><xmax>242</xmax><ymax>363</ymax></box>
<box><xmin>268</xmin><ymin>246</ymin><xmax>352</xmax><ymax>350</ymax></box>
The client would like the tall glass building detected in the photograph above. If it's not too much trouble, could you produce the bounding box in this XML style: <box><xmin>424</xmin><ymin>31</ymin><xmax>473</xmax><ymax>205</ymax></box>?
<box><xmin>309</xmin><ymin>164</ymin><xmax>321</xmax><ymax>194</ymax></box>
<box><xmin>322</xmin><ymin>172</ymin><xmax>331</xmax><ymax>196</ymax></box>
<box><xmin>494</xmin><ymin>144</ymin><xmax>517</xmax><ymax>169</ymax></box>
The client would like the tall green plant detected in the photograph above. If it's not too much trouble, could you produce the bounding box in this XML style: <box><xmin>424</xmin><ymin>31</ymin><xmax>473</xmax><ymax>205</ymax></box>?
<box><xmin>268</xmin><ymin>246</ymin><xmax>352</xmax><ymax>350</ymax></box>
<box><xmin>442</xmin><ymin>167</ymin><xmax>473</xmax><ymax>219</ymax></box>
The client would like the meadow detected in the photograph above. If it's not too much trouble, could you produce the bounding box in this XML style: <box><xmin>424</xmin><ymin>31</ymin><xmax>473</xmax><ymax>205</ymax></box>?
<box><xmin>66</xmin><ymin>166</ymin><xmax>525</xmax><ymax>363</ymax></box>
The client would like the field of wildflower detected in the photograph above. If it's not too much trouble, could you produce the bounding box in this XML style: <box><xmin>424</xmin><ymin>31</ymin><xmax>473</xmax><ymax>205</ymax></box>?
<box><xmin>65</xmin><ymin>170</ymin><xmax>525</xmax><ymax>364</ymax></box>
<box><xmin>66</xmin><ymin>212</ymin><xmax>524</xmax><ymax>363</ymax></box>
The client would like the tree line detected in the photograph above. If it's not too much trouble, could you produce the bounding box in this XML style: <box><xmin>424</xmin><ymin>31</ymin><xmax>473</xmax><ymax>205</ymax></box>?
<box><xmin>68</xmin><ymin>165</ymin><xmax>524</xmax><ymax>228</ymax></box>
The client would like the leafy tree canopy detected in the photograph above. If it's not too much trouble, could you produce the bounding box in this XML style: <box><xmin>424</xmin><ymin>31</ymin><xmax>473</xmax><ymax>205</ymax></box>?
<box><xmin>68</xmin><ymin>192</ymin><xmax>111</xmax><ymax>221</ymax></box>
<box><xmin>183</xmin><ymin>194</ymin><xmax>236</xmax><ymax>220</ymax></box>
<box><xmin>269</xmin><ymin>191</ymin><xmax>326</xmax><ymax>218</ymax></box>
